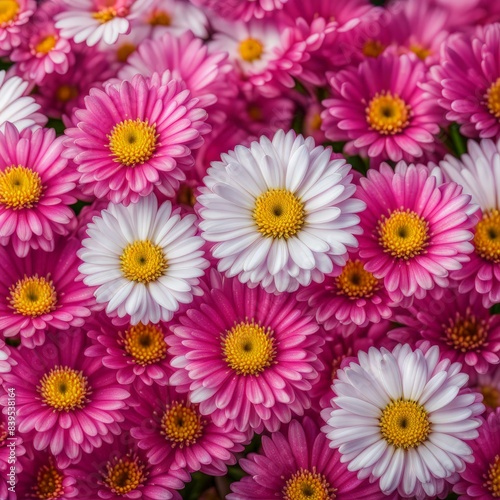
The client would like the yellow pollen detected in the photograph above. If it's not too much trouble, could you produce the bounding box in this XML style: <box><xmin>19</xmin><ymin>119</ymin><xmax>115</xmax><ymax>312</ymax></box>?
<box><xmin>443</xmin><ymin>311</ymin><xmax>488</xmax><ymax>352</ymax></box>
<box><xmin>38</xmin><ymin>366</ymin><xmax>89</xmax><ymax>412</ymax></box>
<box><xmin>485</xmin><ymin>455</ymin><xmax>500</xmax><ymax>497</ymax></box>
<box><xmin>0</xmin><ymin>0</ymin><xmax>18</xmax><ymax>24</ymax></box>
<box><xmin>222</xmin><ymin>320</ymin><xmax>276</xmax><ymax>376</ymax></box>
<box><xmin>474</xmin><ymin>209</ymin><xmax>500</xmax><ymax>262</ymax></box>
<box><xmin>480</xmin><ymin>385</ymin><xmax>500</xmax><ymax>409</ymax></box>
<box><xmin>122</xmin><ymin>323</ymin><xmax>167</xmax><ymax>366</ymax></box>
<box><xmin>176</xmin><ymin>183</ymin><xmax>196</xmax><ymax>207</ymax></box>
<box><xmin>282</xmin><ymin>467</ymin><xmax>336</xmax><ymax>500</ymax></box>
<box><xmin>410</xmin><ymin>44</ymin><xmax>432</xmax><ymax>60</ymax></box>
<box><xmin>56</xmin><ymin>85</ymin><xmax>78</xmax><ymax>103</ymax></box>
<box><xmin>378</xmin><ymin>209</ymin><xmax>429</xmax><ymax>260</ymax></box>
<box><xmin>103</xmin><ymin>454</ymin><xmax>147</xmax><ymax>495</ymax></box>
<box><xmin>9</xmin><ymin>275</ymin><xmax>57</xmax><ymax>317</ymax></box>
<box><xmin>247</xmin><ymin>104</ymin><xmax>263</xmax><ymax>121</ymax></box>
<box><xmin>335</xmin><ymin>260</ymin><xmax>379</xmax><ymax>299</ymax></box>
<box><xmin>363</xmin><ymin>40</ymin><xmax>385</xmax><ymax>58</ymax></box>
<box><xmin>108</xmin><ymin>118</ymin><xmax>158</xmax><ymax>167</ymax></box>
<box><xmin>366</xmin><ymin>91</ymin><xmax>411</xmax><ymax>135</ymax></box>
<box><xmin>149</xmin><ymin>9</ymin><xmax>171</xmax><ymax>26</ymax></box>
<box><xmin>0</xmin><ymin>165</ymin><xmax>43</xmax><ymax>210</ymax></box>
<box><xmin>161</xmin><ymin>401</ymin><xmax>204</xmax><ymax>447</ymax></box>
<box><xmin>34</xmin><ymin>35</ymin><xmax>57</xmax><ymax>54</ymax></box>
<box><xmin>32</xmin><ymin>458</ymin><xmax>65</xmax><ymax>500</ymax></box>
<box><xmin>239</xmin><ymin>38</ymin><xmax>264</xmax><ymax>62</ymax></box>
<box><xmin>380</xmin><ymin>399</ymin><xmax>430</xmax><ymax>449</ymax></box>
<box><xmin>487</xmin><ymin>78</ymin><xmax>500</xmax><ymax>119</ymax></box>
<box><xmin>120</xmin><ymin>240</ymin><xmax>167</xmax><ymax>284</ymax></box>
<box><xmin>253</xmin><ymin>188</ymin><xmax>305</xmax><ymax>239</ymax></box>
<box><xmin>0</xmin><ymin>422</ymin><xmax>6</xmax><ymax>445</ymax></box>
<box><xmin>92</xmin><ymin>7</ymin><xmax>117</xmax><ymax>23</ymax></box>
<box><xmin>116</xmin><ymin>42</ymin><xmax>135</xmax><ymax>63</ymax></box>
<box><xmin>310</xmin><ymin>113</ymin><xmax>322</xmax><ymax>131</ymax></box>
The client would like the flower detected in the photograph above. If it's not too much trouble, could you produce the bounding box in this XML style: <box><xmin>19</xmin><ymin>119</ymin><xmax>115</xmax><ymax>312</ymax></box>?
<box><xmin>469</xmin><ymin>366</ymin><xmax>500</xmax><ymax>412</ymax></box>
<box><xmin>168</xmin><ymin>270</ymin><xmax>324</xmax><ymax>432</ymax></box>
<box><xmin>190</xmin><ymin>0</ymin><xmax>287</xmax><ymax>21</ymax></box>
<box><xmin>355</xmin><ymin>162</ymin><xmax>476</xmax><ymax>303</ymax></box>
<box><xmin>0</xmin><ymin>413</ymin><xmax>24</xmax><ymax>500</ymax></box>
<box><xmin>64</xmin><ymin>73</ymin><xmax>210</xmax><ymax>205</ymax></box>
<box><xmin>78</xmin><ymin>194</ymin><xmax>208</xmax><ymax>325</ymax></box>
<box><xmin>321</xmin><ymin>343</ymin><xmax>484</xmax><ymax>499</ymax></box>
<box><xmin>0</xmin><ymin>0</ymin><xmax>36</xmax><ymax>54</ymax></box>
<box><xmin>0</xmin><ymin>331</ymin><xmax>131</xmax><ymax>468</ymax></box>
<box><xmin>0</xmin><ymin>238</ymin><xmax>96</xmax><ymax>348</ymax></box>
<box><xmin>0</xmin><ymin>123</ymin><xmax>78</xmax><ymax>257</ymax></box>
<box><xmin>322</xmin><ymin>53</ymin><xmax>442</xmax><ymax>163</ymax></box>
<box><xmin>228</xmin><ymin>417</ymin><xmax>386</xmax><ymax>499</ymax></box>
<box><xmin>197</xmin><ymin>130</ymin><xmax>365</xmax><ymax>293</ymax></box>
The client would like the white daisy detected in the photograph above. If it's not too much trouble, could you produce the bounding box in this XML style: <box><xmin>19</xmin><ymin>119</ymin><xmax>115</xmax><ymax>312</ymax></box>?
<box><xmin>197</xmin><ymin>130</ymin><xmax>365</xmax><ymax>293</ymax></box>
<box><xmin>78</xmin><ymin>194</ymin><xmax>208</xmax><ymax>324</ymax></box>
<box><xmin>0</xmin><ymin>70</ymin><xmax>46</xmax><ymax>132</ymax></box>
<box><xmin>321</xmin><ymin>342</ymin><xmax>484</xmax><ymax>500</ymax></box>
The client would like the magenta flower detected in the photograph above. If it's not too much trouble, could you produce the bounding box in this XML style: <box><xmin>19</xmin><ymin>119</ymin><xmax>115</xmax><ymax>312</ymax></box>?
<box><xmin>0</xmin><ymin>0</ymin><xmax>35</xmax><ymax>54</ymax></box>
<box><xmin>0</xmin><ymin>413</ymin><xmax>24</xmax><ymax>500</ymax></box>
<box><xmin>190</xmin><ymin>0</ymin><xmax>287</xmax><ymax>21</ymax></box>
<box><xmin>469</xmin><ymin>367</ymin><xmax>500</xmax><ymax>412</ymax></box>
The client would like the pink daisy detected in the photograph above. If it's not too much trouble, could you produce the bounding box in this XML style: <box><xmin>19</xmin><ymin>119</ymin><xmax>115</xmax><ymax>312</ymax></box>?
<box><xmin>0</xmin><ymin>0</ymin><xmax>35</xmax><ymax>54</ymax></box>
<box><xmin>191</xmin><ymin>0</ymin><xmax>287</xmax><ymax>21</ymax></box>
<box><xmin>64</xmin><ymin>72</ymin><xmax>210</xmax><ymax>205</ymax></box>
<box><xmin>228</xmin><ymin>416</ymin><xmax>389</xmax><ymax>499</ymax></box>
<box><xmin>84</xmin><ymin>312</ymin><xmax>174</xmax><ymax>388</ymax></box>
<box><xmin>469</xmin><ymin>366</ymin><xmax>500</xmax><ymax>412</ymax></box>
<box><xmin>167</xmin><ymin>271</ymin><xmax>324</xmax><ymax>433</ymax></box>
<box><xmin>0</xmin><ymin>413</ymin><xmax>25</xmax><ymax>500</ymax></box>
<box><xmin>130</xmin><ymin>382</ymin><xmax>250</xmax><ymax>475</ymax></box>
<box><xmin>0</xmin><ymin>331</ymin><xmax>131</xmax><ymax>468</ymax></box>
<box><xmin>0</xmin><ymin>238</ymin><xmax>96</xmax><ymax>348</ymax></box>
<box><xmin>355</xmin><ymin>162</ymin><xmax>476</xmax><ymax>303</ymax></box>
<box><xmin>0</xmin><ymin>123</ymin><xmax>78</xmax><ymax>258</ymax></box>
<box><xmin>322</xmin><ymin>52</ymin><xmax>443</xmax><ymax>163</ymax></box>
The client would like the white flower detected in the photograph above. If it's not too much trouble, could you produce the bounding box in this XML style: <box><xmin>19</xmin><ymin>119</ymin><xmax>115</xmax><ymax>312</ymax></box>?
<box><xmin>197</xmin><ymin>130</ymin><xmax>365</xmax><ymax>293</ymax></box>
<box><xmin>321</xmin><ymin>343</ymin><xmax>484</xmax><ymax>499</ymax></box>
<box><xmin>78</xmin><ymin>195</ymin><xmax>208</xmax><ymax>324</ymax></box>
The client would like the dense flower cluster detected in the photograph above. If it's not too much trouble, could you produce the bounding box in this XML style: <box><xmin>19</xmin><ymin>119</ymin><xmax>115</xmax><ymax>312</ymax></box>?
<box><xmin>0</xmin><ymin>0</ymin><xmax>499</xmax><ymax>499</ymax></box>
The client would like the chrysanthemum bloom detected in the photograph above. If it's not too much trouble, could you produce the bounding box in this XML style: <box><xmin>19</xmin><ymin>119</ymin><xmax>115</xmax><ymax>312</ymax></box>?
<box><xmin>469</xmin><ymin>366</ymin><xmax>500</xmax><ymax>412</ymax></box>
<box><xmin>321</xmin><ymin>343</ymin><xmax>484</xmax><ymax>499</ymax></box>
<box><xmin>190</xmin><ymin>0</ymin><xmax>287</xmax><ymax>21</ymax></box>
<box><xmin>0</xmin><ymin>414</ymin><xmax>24</xmax><ymax>500</ymax></box>
<box><xmin>0</xmin><ymin>0</ymin><xmax>35</xmax><ymax>54</ymax></box>
<box><xmin>78</xmin><ymin>195</ymin><xmax>208</xmax><ymax>325</ymax></box>
<box><xmin>355</xmin><ymin>162</ymin><xmax>476</xmax><ymax>303</ymax></box>
<box><xmin>0</xmin><ymin>70</ymin><xmax>46</xmax><ymax>132</ymax></box>
<box><xmin>229</xmin><ymin>416</ymin><xmax>387</xmax><ymax>499</ymax></box>
<box><xmin>0</xmin><ymin>332</ymin><xmax>131</xmax><ymax>468</ymax></box>
<box><xmin>64</xmin><ymin>73</ymin><xmax>209</xmax><ymax>205</ymax></box>
<box><xmin>0</xmin><ymin>123</ymin><xmax>78</xmax><ymax>257</ymax></box>
<box><xmin>0</xmin><ymin>340</ymin><xmax>15</xmax><ymax>378</ymax></box>
<box><xmin>0</xmin><ymin>238</ymin><xmax>95</xmax><ymax>348</ymax></box>
<box><xmin>453</xmin><ymin>411</ymin><xmax>500</xmax><ymax>499</ymax></box>
<box><xmin>197</xmin><ymin>130</ymin><xmax>365</xmax><ymax>293</ymax></box>
<box><xmin>84</xmin><ymin>312</ymin><xmax>174</xmax><ymax>388</ymax></box>
<box><xmin>168</xmin><ymin>270</ymin><xmax>324</xmax><ymax>432</ymax></box>
<box><xmin>55</xmin><ymin>0</ymin><xmax>153</xmax><ymax>47</ymax></box>
<box><xmin>130</xmin><ymin>382</ymin><xmax>250</xmax><ymax>475</ymax></box>
<box><xmin>322</xmin><ymin>53</ymin><xmax>442</xmax><ymax>163</ymax></box>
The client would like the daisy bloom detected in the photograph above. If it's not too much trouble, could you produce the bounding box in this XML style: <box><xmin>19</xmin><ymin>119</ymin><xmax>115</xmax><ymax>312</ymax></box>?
<box><xmin>197</xmin><ymin>130</ymin><xmax>365</xmax><ymax>293</ymax></box>
<box><xmin>0</xmin><ymin>123</ymin><xmax>78</xmax><ymax>257</ymax></box>
<box><xmin>0</xmin><ymin>0</ymin><xmax>35</xmax><ymax>54</ymax></box>
<box><xmin>0</xmin><ymin>238</ymin><xmax>96</xmax><ymax>348</ymax></box>
<box><xmin>64</xmin><ymin>73</ymin><xmax>210</xmax><ymax>205</ymax></box>
<box><xmin>469</xmin><ymin>366</ymin><xmax>500</xmax><ymax>412</ymax></box>
<box><xmin>78</xmin><ymin>194</ymin><xmax>208</xmax><ymax>325</ymax></box>
<box><xmin>355</xmin><ymin>162</ymin><xmax>476</xmax><ymax>303</ymax></box>
<box><xmin>191</xmin><ymin>0</ymin><xmax>287</xmax><ymax>21</ymax></box>
<box><xmin>168</xmin><ymin>270</ymin><xmax>324</xmax><ymax>432</ymax></box>
<box><xmin>229</xmin><ymin>416</ymin><xmax>387</xmax><ymax>499</ymax></box>
<box><xmin>130</xmin><ymin>383</ymin><xmax>250</xmax><ymax>475</ymax></box>
<box><xmin>0</xmin><ymin>331</ymin><xmax>131</xmax><ymax>468</ymax></box>
<box><xmin>322</xmin><ymin>53</ymin><xmax>442</xmax><ymax>163</ymax></box>
<box><xmin>321</xmin><ymin>343</ymin><xmax>484</xmax><ymax>499</ymax></box>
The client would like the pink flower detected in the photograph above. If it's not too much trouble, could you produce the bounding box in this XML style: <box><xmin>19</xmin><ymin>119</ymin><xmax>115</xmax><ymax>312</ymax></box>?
<box><xmin>322</xmin><ymin>52</ymin><xmax>443</xmax><ymax>163</ymax></box>
<box><xmin>469</xmin><ymin>366</ymin><xmax>500</xmax><ymax>412</ymax></box>
<box><xmin>355</xmin><ymin>162</ymin><xmax>476</xmax><ymax>303</ymax></box>
<box><xmin>0</xmin><ymin>238</ymin><xmax>96</xmax><ymax>348</ymax></box>
<box><xmin>0</xmin><ymin>0</ymin><xmax>35</xmax><ymax>54</ymax></box>
<box><xmin>0</xmin><ymin>413</ymin><xmax>25</xmax><ymax>500</ymax></box>
<box><xmin>167</xmin><ymin>271</ymin><xmax>324</xmax><ymax>433</ymax></box>
<box><xmin>190</xmin><ymin>0</ymin><xmax>288</xmax><ymax>21</ymax></box>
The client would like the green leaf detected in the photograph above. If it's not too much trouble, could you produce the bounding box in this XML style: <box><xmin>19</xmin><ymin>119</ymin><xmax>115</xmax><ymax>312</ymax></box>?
<box><xmin>46</xmin><ymin>118</ymin><xmax>66</xmax><ymax>136</ymax></box>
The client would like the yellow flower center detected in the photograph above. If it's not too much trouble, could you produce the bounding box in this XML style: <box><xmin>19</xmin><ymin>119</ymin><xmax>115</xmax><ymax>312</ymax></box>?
<box><xmin>487</xmin><ymin>78</ymin><xmax>500</xmax><ymax>119</ymax></box>
<box><xmin>247</xmin><ymin>104</ymin><xmax>263</xmax><ymax>122</ymax></box>
<box><xmin>31</xmin><ymin>459</ymin><xmax>65</xmax><ymax>500</ymax></box>
<box><xmin>9</xmin><ymin>275</ymin><xmax>57</xmax><ymax>317</ymax></box>
<box><xmin>149</xmin><ymin>9</ymin><xmax>171</xmax><ymax>26</ymax></box>
<box><xmin>480</xmin><ymin>385</ymin><xmax>500</xmax><ymax>410</ymax></box>
<box><xmin>485</xmin><ymin>455</ymin><xmax>500</xmax><ymax>498</ymax></box>
<box><xmin>122</xmin><ymin>323</ymin><xmax>168</xmax><ymax>366</ymax></box>
<box><xmin>56</xmin><ymin>85</ymin><xmax>78</xmax><ymax>103</ymax></box>
<box><xmin>335</xmin><ymin>260</ymin><xmax>379</xmax><ymax>299</ymax></box>
<box><xmin>222</xmin><ymin>320</ymin><xmax>276</xmax><ymax>376</ymax></box>
<box><xmin>362</xmin><ymin>40</ymin><xmax>385</xmax><ymax>58</ymax></box>
<box><xmin>176</xmin><ymin>183</ymin><xmax>196</xmax><ymax>207</ymax></box>
<box><xmin>103</xmin><ymin>454</ymin><xmax>147</xmax><ymax>495</ymax></box>
<box><xmin>282</xmin><ymin>468</ymin><xmax>336</xmax><ymax>500</ymax></box>
<box><xmin>35</xmin><ymin>35</ymin><xmax>57</xmax><ymax>54</ymax></box>
<box><xmin>378</xmin><ymin>209</ymin><xmax>429</xmax><ymax>260</ymax></box>
<box><xmin>444</xmin><ymin>312</ymin><xmax>488</xmax><ymax>352</ymax></box>
<box><xmin>116</xmin><ymin>42</ymin><xmax>135</xmax><ymax>63</ymax></box>
<box><xmin>310</xmin><ymin>113</ymin><xmax>322</xmax><ymax>131</ymax></box>
<box><xmin>379</xmin><ymin>399</ymin><xmax>430</xmax><ymax>449</ymax></box>
<box><xmin>38</xmin><ymin>366</ymin><xmax>89</xmax><ymax>412</ymax></box>
<box><xmin>474</xmin><ymin>209</ymin><xmax>500</xmax><ymax>262</ymax></box>
<box><xmin>0</xmin><ymin>165</ymin><xmax>43</xmax><ymax>210</ymax></box>
<box><xmin>410</xmin><ymin>44</ymin><xmax>432</xmax><ymax>60</ymax></box>
<box><xmin>108</xmin><ymin>118</ymin><xmax>158</xmax><ymax>167</ymax></box>
<box><xmin>120</xmin><ymin>240</ymin><xmax>167</xmax><ymax>284</ymax></box>
<box><xmin>161</xmin><ymin>401</ymin><xmax>204</xmax><ymax>447</ymax></box>
<box><xmin>239</xmin><ymin>38</ymin><xmax>264</xmax><ymax>62</ymax></box>
<box><xmin>253</xmin><ymin>189</ymin><xmax>305</xmax><ymax>239</ymax></box>
<box><xmin>92</xmin><ymin>7</ymin><xmax>116</xmax><ymax>23</ymax></box>
<box><xmin>0</xmin><ymin>0</ymin><xmax>18</xmax><ymax>24</ymax></box>
<box><xmin>366</xmin><ymin>92</ymin><xmax>411</xmax><ymax>135</ymax></box>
